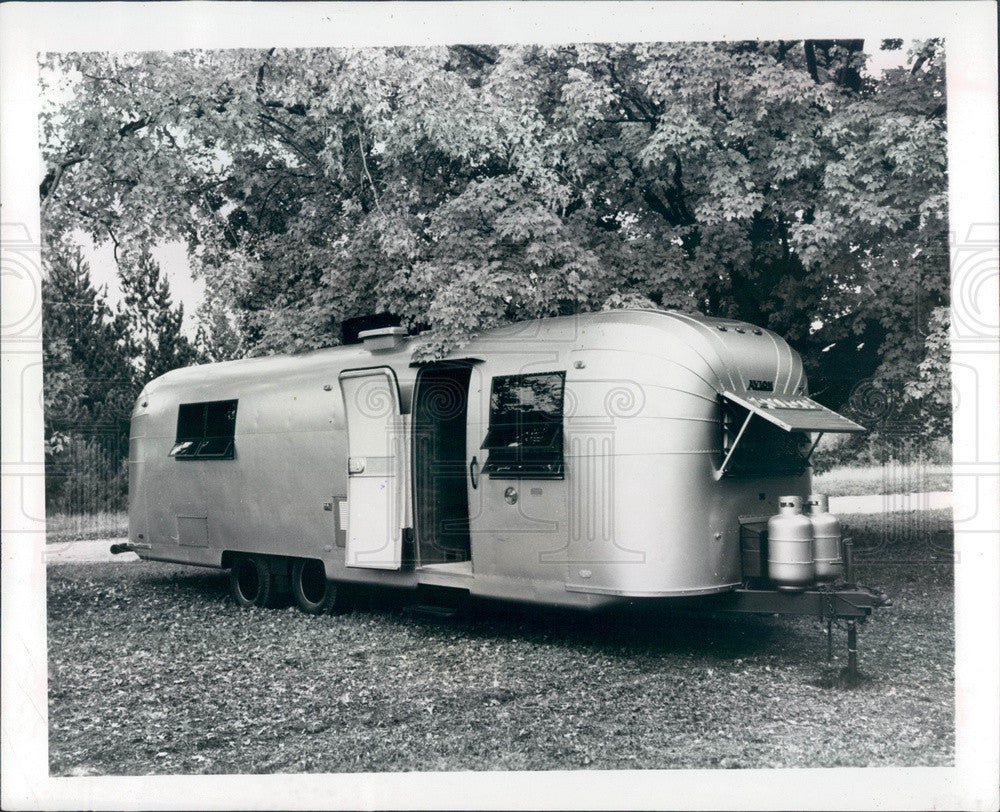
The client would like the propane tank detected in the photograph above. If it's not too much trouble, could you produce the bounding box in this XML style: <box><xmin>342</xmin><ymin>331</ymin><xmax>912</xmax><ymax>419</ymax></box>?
<box><xmin>767</xmin><ymin>495</ymin><xmax>815</xmax><ymax>591</ymax></box>
<box><xmin>806</xmin><ymin>494</ymin><xmax>844</xmax><ymax>582</ymax></box>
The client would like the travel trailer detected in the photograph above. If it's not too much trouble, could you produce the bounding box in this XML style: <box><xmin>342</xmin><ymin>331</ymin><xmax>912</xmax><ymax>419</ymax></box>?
<box><xmin>117</xmin><ymin>310</ymin><xmax>888</xmax><ymax>673</ymax></box>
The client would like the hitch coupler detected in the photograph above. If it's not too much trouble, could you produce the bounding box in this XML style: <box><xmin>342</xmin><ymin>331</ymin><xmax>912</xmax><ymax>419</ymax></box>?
<box><xmin>109</xmin><ymin>541</ymin><xmax>150</xmax><ymax>555</ymax></box>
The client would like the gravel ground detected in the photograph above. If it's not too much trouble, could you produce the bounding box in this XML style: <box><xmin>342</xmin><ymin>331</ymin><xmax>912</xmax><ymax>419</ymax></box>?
<box><xmin>46</xmin><ymin>514</ymin><xmax>954</xmax><ymax>775</ymax></box>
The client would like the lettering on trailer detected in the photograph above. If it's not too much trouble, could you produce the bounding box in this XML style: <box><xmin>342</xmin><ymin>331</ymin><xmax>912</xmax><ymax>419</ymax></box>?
<box><xmin>747</xmin><ymin>379</ymin><xmax>774</xmax><ymax>392</ymax></box>
<box><xmin>748</xmin><ymin>396</ymin><xmax>823</xmax><ymax>410</ymax></box>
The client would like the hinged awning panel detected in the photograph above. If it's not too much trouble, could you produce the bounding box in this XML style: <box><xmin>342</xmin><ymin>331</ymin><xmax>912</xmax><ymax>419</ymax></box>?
<box><xmin>722</xmin><ymin>391</ymin><xmax>865</xmax><ymax>434</ymax></box>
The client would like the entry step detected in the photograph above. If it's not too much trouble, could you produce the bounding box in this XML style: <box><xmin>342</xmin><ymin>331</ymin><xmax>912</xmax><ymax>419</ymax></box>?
<box><xmin>417</xmin><ymin>560</ymin><xmax>474</xmax><ymax>577</ymax></box>
<box><xmin>416</xmin><ymin>560</ymin><xmax>474</xmax><ymax>589</ymax></box>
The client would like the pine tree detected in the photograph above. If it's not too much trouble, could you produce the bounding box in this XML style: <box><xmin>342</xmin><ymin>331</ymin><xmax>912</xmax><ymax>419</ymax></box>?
<box><xmin>42</xmin><ymin>244</ymin><xmax>133</xmax><ymax>512</ymax></box>
<box><xmin>116</xmin><ymin>249</ymin><xmax>197</xmax><ymax>386</ymax></box>
<box><xmin>193</xmin><ymin>297</ymin><xmax>245</xmax><ymax>363</ymax></box>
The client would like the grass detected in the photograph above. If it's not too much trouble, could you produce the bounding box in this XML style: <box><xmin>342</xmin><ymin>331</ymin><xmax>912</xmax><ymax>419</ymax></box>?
<box><xmin>46</xmin><ymin>511</ymin><xmax>128</xmax><ymax>543</ymax></box>
<box><xmin>842</xmin><ymin>508</ymin><xmax>953</xmax><ymax>563</ymax></box>
<box><xmin>812</xmin><ymin>464</ymin><xmax>951</xmax><ymax>498</ymax></box>
<box><xmin>46</xmin><ymin>510</ymin><xmax>954</xmax><ymax>775</ymax></box>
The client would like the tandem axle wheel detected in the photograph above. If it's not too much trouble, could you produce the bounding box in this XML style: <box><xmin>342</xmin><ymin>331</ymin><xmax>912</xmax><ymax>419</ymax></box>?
<box><xmin>291</xmin><ymin>558</ymin><xmax>344</xmax><ymax>614</ymax></box>
<box><xmin>226</xmin><ymin>553</ymin><xmax>345</xmax><ymax>615</ymax></box>
<box><xmin>228</xmin><ymin>555</ymin><xmax>280</xmax><ymax>608</ymax></box>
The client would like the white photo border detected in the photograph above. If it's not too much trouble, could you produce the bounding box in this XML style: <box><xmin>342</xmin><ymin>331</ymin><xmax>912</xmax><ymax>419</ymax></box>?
<box><xmin>2</xmin><ymin>2</ymin><xmax>997</xmax><ymax>809</ymax></box>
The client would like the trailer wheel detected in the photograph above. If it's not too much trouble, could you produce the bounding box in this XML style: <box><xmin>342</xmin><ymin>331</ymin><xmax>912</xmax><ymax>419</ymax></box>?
<box><xmin>229</xmin><ymin>555</ymin><xmax>276</xmax><ymax>608</ymax></box>
<box><xmin>291</xmin><ymin>559</ymin><xmax>340</xmax><ymax>615</ymax></box>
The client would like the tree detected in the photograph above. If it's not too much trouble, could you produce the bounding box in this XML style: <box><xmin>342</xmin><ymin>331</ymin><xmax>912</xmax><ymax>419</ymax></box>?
<box><xmin>115</xmin><ymin>249</ymin><xmax>197</xmax><ymax>383</ymax></box>
<box><xmin>42</xmin><ymin>243</ymin><xmax>133</xmax><ymax>512</ymax></box>
<box><xmin>42</xmin><ymin>241</ymin><xmax>199</xmax><ymax>513</ymax></box>
<box><xmin>193</xmin><ymin>298</ymin><xmax>245</xmax><ymax>363</ymax></box>
<box><xmin>40</xmin><ymin>40</ymin><xmax>949</xmax><ymax>436</ymax></box>
<box><xmin>904</xmin><ymin>305</ymin><xmax>951</xmax><ymax>437</ymax></box>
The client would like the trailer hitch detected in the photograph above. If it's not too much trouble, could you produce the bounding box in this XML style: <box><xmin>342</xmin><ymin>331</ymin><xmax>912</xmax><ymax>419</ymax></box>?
<box><xmin>110</xmin><ymin>541</ymin><xmax>150</xmax><ymax>555</ymax></box>
<box><xmin>682</xmin><ymin>582</ymin><xmax>890</xmax><ymax>683</ymax></box>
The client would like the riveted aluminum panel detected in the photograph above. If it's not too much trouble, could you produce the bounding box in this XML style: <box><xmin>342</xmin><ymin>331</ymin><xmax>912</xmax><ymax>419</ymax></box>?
<box><xmin>177</xmin><ymin>516</ymin><xmax>209</xmax><ymax>547</ymax></box>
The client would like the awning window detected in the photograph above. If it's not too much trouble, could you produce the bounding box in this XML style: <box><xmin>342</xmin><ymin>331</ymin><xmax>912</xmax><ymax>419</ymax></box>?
<box><xmin>721</xmin><ymin>391</ymin><xmax>865</xmax><ymax>434</ymax></box>
<box><xmin>718</xmin><ymin>391</ymin><xmax>864</xmax><ymax>478</ymax></box>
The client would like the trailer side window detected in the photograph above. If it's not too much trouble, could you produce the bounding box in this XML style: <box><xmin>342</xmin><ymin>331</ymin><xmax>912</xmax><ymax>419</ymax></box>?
<box><xmin>481</xmin><ymin>372</ymin><xmax>565</xmax><ymax>479</ymax></box>
<box><xmin>170</xmin><ymin>400</ymin><xmax>238</xmax><ymax>460</ymax></box>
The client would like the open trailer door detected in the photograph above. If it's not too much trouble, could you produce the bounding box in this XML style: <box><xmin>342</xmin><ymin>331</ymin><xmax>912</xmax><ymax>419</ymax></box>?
<box><xmin>339</xmin><ymin>368</ymin><xmax>407</xmax><ymax>569</ymax></box>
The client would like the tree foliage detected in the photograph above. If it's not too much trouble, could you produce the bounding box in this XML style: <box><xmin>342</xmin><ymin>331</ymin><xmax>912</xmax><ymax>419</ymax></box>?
<box><xmin>42</xmin><ymin>242</ymin><xmax>195</xmax><ymax>512</ymax></box>
<box><xmin>42</xmin><ymin>244</ymin><xmax>131</xmax><ymax>511</ymax></box>
<box><xmin>115</xmin><ymin>249</ymin><xmax>198</xmax><ymax>381</ymax></box>
<box><xmin>40</xmin><ymin>40</ymin><xmax>949</xmax><ymax>429</ymax></box>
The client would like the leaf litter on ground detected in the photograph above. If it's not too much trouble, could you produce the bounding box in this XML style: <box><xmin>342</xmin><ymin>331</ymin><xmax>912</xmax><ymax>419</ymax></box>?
<box><xmin>47</xmin><ymin>514</ymin><xmax>954</xmax><ymax>775</ymax></box>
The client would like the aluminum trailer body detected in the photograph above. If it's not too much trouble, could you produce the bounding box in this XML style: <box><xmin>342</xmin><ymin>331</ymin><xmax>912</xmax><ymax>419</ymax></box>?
<box><xmin>127</xmin><ymin>309</ymin><xmax>869</xmax><ymax>613</ymax></box>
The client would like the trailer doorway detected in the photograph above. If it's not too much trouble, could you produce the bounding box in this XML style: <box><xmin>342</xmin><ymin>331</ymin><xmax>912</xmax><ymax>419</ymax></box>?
<box><xmin>412</xmin><ymin>363</ymin><xmax>473</xmax><ymax>565</ymax></box>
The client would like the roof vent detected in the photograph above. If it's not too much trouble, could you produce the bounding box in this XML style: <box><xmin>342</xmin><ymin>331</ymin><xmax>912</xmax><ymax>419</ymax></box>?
<box><xmin>340</xmin><ymin>312</ymin><xmax>401</xmax><ymax>344</ymax></box>
<box><xmin>359</xmin><ymin>326</ymin><xmax>408</xmax><ymax>352</ymax></box>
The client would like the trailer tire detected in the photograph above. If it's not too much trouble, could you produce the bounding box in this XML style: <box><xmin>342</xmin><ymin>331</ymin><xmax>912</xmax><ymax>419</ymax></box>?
<box><xmin>229</xmin><ymin>555</ymin><xmax>277</xmax><ymax>608</ymax></box>
<box><xmin>291</xmin><ymin>558</ymin><xmax>340</xmax><ymax>615</ymax></box>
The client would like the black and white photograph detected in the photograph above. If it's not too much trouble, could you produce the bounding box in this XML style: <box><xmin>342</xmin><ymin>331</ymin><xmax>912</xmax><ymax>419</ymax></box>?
<box><xmin>1</xmin><ymin>2</ymin><xmax>998</xmax><ymax>809</ymax></box>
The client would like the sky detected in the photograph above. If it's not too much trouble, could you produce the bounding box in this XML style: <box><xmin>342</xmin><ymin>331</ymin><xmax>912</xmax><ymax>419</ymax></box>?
<box><xmin>84</xmin><ymin>237</ymin><xmax>206</xmax><ymax>338</ymax></box>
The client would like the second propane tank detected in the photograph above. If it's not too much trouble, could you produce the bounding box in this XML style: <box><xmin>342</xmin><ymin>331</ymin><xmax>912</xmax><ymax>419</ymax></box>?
<box><xmin>767</xmin><ymin>495</ymin><xmax>815</xmax><ymax>591</ymax></box>
<box><xmin>806</xmin><ymin>493</ymin><xmax>844</xmax><ymax>582</ymax></box>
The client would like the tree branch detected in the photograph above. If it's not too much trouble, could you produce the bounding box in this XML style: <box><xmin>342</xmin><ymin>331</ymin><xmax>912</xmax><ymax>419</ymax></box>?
<box><xmin>776</xmin><ymin>40</ymin><xmax>800</xmax><ymax>62</ymax></box>
<box><xmin>255</xmin><ymin>48</ymin><xmax>308</xmax><ymax>117</ymax></box>
<box><xmin>456</xmin><ymin>45</ymin><xmax>496</xmax><ymax>65</ymax></box>
<box><xmin>264</xmin><ymin>100</ymin><xmax>308</xmax><ymax>116</ymax></box>
<box><xmin>355</xmin><ymin>123</ymin><xmax>386</xmax><ymax>218</ymax></box>
<box><xmin>79</xmin><ymin>71</ymin><xmax>130</xmax><ymax>90</ymax></box>
<box><xmin>256</xmin><ymin>48</ymin><xmax>275</xmax><ymax>96</ymax></box>
<box><xmin>40</xmin><ymin>152</ymin><xmax>88</xmax><ymax>212</ymax></box>
<box><xmin>804</xmin><ymin>41</ymin><xmax>819</xmax><ymax>83</ymax></box>
<box><xmin>117</xmin><ymin>115</ymin><xmax>153</xmax><ymax>138</ymax></box>
<box><xmin>256</xmin><ymin>177</ymin><xmax>285</xmax><ymax>227</ymax></box>
<box><xmin>159</xmin><ymin>126</ymin><xmax>180</xmax><ymax>151</ymax></box>
<box><xmin>713</xmin><ymin>81</ymin><xmax>733</xmax><ymax>121</ymax></box>
<box><xmin>107</xmin><ymin>224</ymin><xmax>122</xmax><ymax>266</ymax></box>
<box><xmin>258</xmin><ymin>114</ymin><xmax>321</xmax><ymax>169</ymax></box>
<box><xmin>607</xmin><ymin>61</ymin><xmax>658</xmax><ymax>126</ymax></box>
